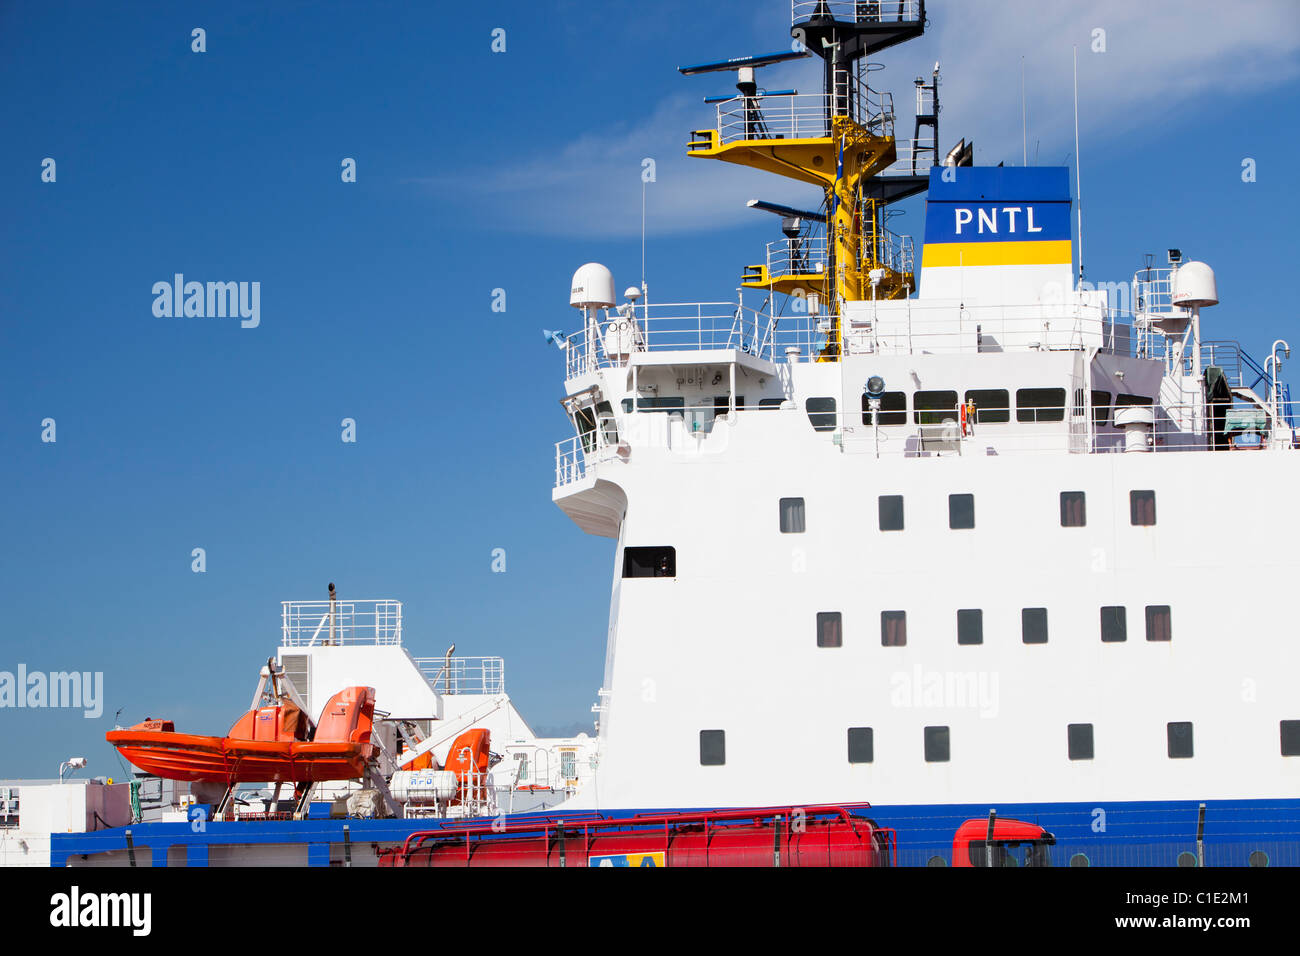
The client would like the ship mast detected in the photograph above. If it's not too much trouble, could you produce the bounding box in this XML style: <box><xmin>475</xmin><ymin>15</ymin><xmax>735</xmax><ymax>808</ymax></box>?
<box><xmin>681</xmin><ymin>1</ymin><xmax>942</xmax><ymax>361</ymax></box>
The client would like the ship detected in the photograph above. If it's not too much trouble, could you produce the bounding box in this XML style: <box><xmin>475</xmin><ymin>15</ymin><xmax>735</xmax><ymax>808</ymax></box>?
<box><xmin>5</xmin><ymin>0</ymin><xmax>1299</xmax><ymax>868</ymax></box>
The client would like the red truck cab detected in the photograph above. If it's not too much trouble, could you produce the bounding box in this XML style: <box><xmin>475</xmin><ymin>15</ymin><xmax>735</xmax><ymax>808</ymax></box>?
<box><xmin>952</xmin><ymin>817</ymin><xmax>1056</xmax><ymax>867</ymax></box>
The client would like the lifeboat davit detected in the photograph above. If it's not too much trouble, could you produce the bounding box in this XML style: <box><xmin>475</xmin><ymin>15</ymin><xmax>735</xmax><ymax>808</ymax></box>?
<box><xmin>105</xmin><ymin>686</ymin><xmax>377</xmax><ymax>784</ymax></box>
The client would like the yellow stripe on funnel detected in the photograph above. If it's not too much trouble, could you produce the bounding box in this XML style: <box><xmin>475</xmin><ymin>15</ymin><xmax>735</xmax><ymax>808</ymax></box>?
<box><xmin>922</xmin><ymin>240</ymin><xmax>1073</xmax><ymax>268</ymax></box>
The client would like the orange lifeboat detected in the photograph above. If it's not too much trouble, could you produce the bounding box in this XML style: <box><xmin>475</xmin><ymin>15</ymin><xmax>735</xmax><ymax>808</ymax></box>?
<box><xmin>443</xmin><ymin>728</ymin><xmax>491</xmax><ymax>803</ymax></box>
<box><xmin>105</xmin><ymin>686</ymin><xmax>377</xmax><ymax>785</ymax></box>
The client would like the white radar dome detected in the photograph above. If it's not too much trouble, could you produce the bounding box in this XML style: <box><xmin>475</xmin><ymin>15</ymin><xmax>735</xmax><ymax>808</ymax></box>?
<box><xmin>1171</xmin><ymin>261</ymin><xmax>1218</xmax><ymax>308</ymax></box>
<box><xmin>570</xmin><ymin>263</ymin><xmax>616</xmax><ymax>309</ymax></box>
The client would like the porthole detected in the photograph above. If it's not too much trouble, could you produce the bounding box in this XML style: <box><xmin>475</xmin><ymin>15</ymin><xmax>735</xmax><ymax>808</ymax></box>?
<box><xmin>1177</xmin><ymin>851</ymin><xmax>1198</xmax><ymax>867</ymax></box>
<box><xmin>1248</xmin><ymin>850</ymin><xmax>1269</xmax><ymax>867</ymax></box>
<box><xmin>1069</xmin><ymin>853</ymin><xmax>1090</xmax><ymax>867</ymax></box>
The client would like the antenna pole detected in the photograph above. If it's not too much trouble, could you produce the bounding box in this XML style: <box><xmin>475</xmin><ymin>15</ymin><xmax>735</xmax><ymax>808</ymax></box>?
<box><xmin>1021</xmin><ymin>57</ymin><xmax>1027</xmax><ymax>166</ymax></box>
<box><xmin>1073</xmin><ymin>46</ymin><xmax>1084</xmax><ymax>285</ymax></box>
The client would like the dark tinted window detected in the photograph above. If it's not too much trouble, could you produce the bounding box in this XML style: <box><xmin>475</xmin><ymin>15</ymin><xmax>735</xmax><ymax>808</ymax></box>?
<box><xmin>847</xmin><ymin>727</ymin><xmax>874</xmax><ymax>763</ymax></box>
<box><xmin>622</xmin><ymin>396</ymin><xmax>685</xmax><ymax>413</ymax></box>
<box><xmin>1117</xmin><ymin>393</ymin><xmax>1153</xmax><ymax>407</ymax></box>
<box><xmin>1145</xmin><ymin>605</ymin><xmax>1172</xmax><ymax>642</ymax></box>
<box><xmin>759</xmin><ymin>397</ymin><xmax>785</xmax><ymax>410</ymax></box>
<box><xmin>699</xmin><ymin>730</ymin><xmax>726</xmax><ymax>766</ymax></box>
<box><xmin>1022</xmin><ymin>607</ymin><xmax>1048</xmax><ymax>644</ymax></box>
<box><xmin>878</xmin><ymin>494</ymin><xmax>904</xmax><ymax>531</ymax></box>
<box><xmin>862</xmin><ymin>391</ymin><xmax>907</xmax><ymax>426</ymax></box>
<box><xmin>957</xmin><ymin>609</ymin><xmax>983</xmax><ymax>645</ymax></box>
<box><xmin>1016</xmin><ymin>388</ymin><xmax>1067</xmax><ymax>423</ymax></box>
<box><xmin>806</xmin><ymin>397</ymin><xmax>837</xmax><ymax>432</ymax></box>
<box><xmin>713</xmin><ymin>395</ymin><xmax>742</xmax><ymax>416</ymax></box>
<box><xmin>623</xmin><ymin>546</ymin><xmax>676</xmax><ymax>578</ymax></box>
<box><xmin>1281</xmin><ymin>721</ymin><xmax>1300</xmax><ymax>757</ymax></box>
<box><xmin>881</xmin><ymin>610</ymin><xmax>907</xmax><ymax>647</ymax></box>
<box><xmin>964</xmin><ymin>389</ymin><xmax>1010</xmax><ymax>424</ymax></box>
<box><xmin>1060</xmin><ymin>491</ymin><xmax>1086</xmax><ymax>527</ymax></box>
<box><xmin>1100</xmin><ymin>606</ymin><xmax>1127</xmax><ymax>642</ymax></box>
<box><xmin>1091</xmin><ymin>390</ymin><xmax>1112</xmax><ymax>425</ymax></box>
<box><xmin>1130</xmin><ymin>490</ymin><xmax>1156</xmax><ymax>526</ymax></box>
<box><xmin>924</xmin><ymin>726</ymin><xmax>950</xmax><ymax>762</ymax></box>
<box><xmin>1068</xmin><ymin>723</ymin><xmax>1094</xmax><ymax>760</ymax></box>
<box><xmin>1167</xmin><ymin>722</ymin><xmax>1194</xmax><ymax>759</ymax></box>
<box><xmin>816</xmin><ymin>611</ymin><xmax>842</xmax><ymax>648</ymax></box>
<box><xmin>779</xmin><ymin>497</ymin><xmax>806</xmax><ymax>533</ymax></box>
<box><xmin>949</xmin><ymin>493</ymin><xmax>975</xmax><ymax>530</ymax></box>
<box><xmin>914</xmin><ymin>390</ymin><xmax>959</xmax><ymax>425</ymax></box>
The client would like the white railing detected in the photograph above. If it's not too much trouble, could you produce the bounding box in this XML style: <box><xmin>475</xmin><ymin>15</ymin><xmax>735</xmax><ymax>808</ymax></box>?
<box><xmin>710</xmin><ymin>85</ymin><xmax>892</xmax><ymax>146</ymax></box>
<box><xmin>281</xmin><ymin>599</ymin><xmax>402</xmax><ymax>647</ymax></box>
<box><xmin>562</xmin><ymin>300</ymin><xmax>776</xmax><ymax>378</ymax></box>
<box><xmin>792</xmin><ymin>0</ymin><xmax>923</xmax><ymax>26</ymax></box>
<box><xmin>765</xmin><ymin>235</ymin><xmax>829</xmax><ymax>279</ymax></box>
<box><xmin>412</xmin><ymin>656</ymin><xmax>505</xmax><ymax>695</ymax></box>
<box><xmin>880</xmin><ymin>137</ymin><xmax>934</xmax><ymax>176</ymax></box>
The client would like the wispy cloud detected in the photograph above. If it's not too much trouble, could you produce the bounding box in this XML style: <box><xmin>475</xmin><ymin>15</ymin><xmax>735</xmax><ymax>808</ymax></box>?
<box><xmin>421</xmin><ymin>0</ymin><xmax>1300</xmax><ymax>238</ymax></box>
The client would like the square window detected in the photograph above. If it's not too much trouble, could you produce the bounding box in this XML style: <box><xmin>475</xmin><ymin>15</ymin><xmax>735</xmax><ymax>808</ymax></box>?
<box><xmin>816</xmin><ymin>611</ymin><xmax>843</xmax><ymax>648</ymax></box>
<box><xmin>1100</xmin><ymin>606</ymin><xmax>1127</xmax><ymax>643</ymax></box>
<box><xmin>779</xmin><ymin>497</ymin><xmax>806</xmax><ymax>534</ymax></box>
<box><xmin>1130</xmin><ymin>489</ymin><xmax>1157</xmax><ymax>526</ymax></box>
<box><xmin>1016</xmin><ymin>387</ymin><xmax>1067</xmax><ymax>423</ymax></box>
<box><xmin>881</xmin><ymin>610</ymin><xmax>907</xmax><ymax>647</ymax></box>
<box><xmin>924</xmin><ymin>726</ymin><xmax>950</xmax><ymax>763</ymax></box>
<box><xmin>623</xmin><ymin>546</ymin><xmax>675</xmax><ymax>578</ymax></box>
<box><xmin>1060</xmin><ymin>491</ymin><xmax>1086</xmax><ymax>528</ymax></box>
<box><xmin>914</xmin><ymin>390</ymin><xmax>960</xmax><ymax>425</ymax></box>
<box><xmin>1167</xmin><ymin>722</ymin><xmax>1194</xmax><ymax>759</ymax></box>
<box><xmin>878</xmin><ymin>494</ymin><xmax>904</xmax><ymax>531</ymax></box>
<box><xmin>1145</xmin><ymin>605</ymin><xmax>1172</xmax><ymax>642</ymax></box>
<box><xmin>1022</xmin><ymin>607</ymin><xmax>1048</xmax><ymax>644</ymax></box>
<box><xmin>1281</xmin><ymin>721</ymin><xmax>1300</xmax><ymax>757</ymax></box>
<box><xmin>957</xmin><ymin>609</ymin><xmax>983</xmax><ymax>646</ymax></box>
<box><xmin>964</xmin><ymin>389</ymin><xmax>1010</xmax><ymax>424</ymax></box>
<box><xmin>1068</xmin><ymin>723</ymin><xmax>1094</xmax><ymax>760</ymax></box>
<box><xmin>949</xmin><ymin>493</ymin><xmax>975</xmax><ymax>530</ymax></box>
<box><xmin>847</xmin><ymin>727</ymin><xmax>874</xmax><ymax>764</ymax></box>
<box><xmin>806</xmin><ymin>397</ymin><xmax>837</xmax><ymax>432</ymax></box>
<box><xmin>699</xmin><ymin>730</ymin><xmax>726</xmax><ymax>766</ymax></box>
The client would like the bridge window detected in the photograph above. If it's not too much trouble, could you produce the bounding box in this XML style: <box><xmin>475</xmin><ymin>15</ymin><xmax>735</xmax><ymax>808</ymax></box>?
<box><xmin>914</xmin><ymin>390</ymin><xmax>959</xmax><ymax>425</ymax></box>
<box><xmin>1068</xmin><ymin>723</ymin><xmax>1094</xmax><ymax>760</ymax></box>
<box><xmin>816</xmin><ymin>611</ymin><xmax>843</xmax><ymax>648</ymax></box>
<box><xmin>949</xmin><ymin>493</ymin><xmax>975</xmax><ymax>529</ymax></box>
<box><xmin>1060</xmin><ymin>491</ymin><xmax>1086</xmax><ymax>527</ymax></box>
<box><xmin>957</xmin><ymin>609</ymin><xmax>983</xmax><ymax>645</ymax></box>
<box><xmin>861</xmin><ymin>391</ymin><xmax>908</xmax><ymax>425</ymax></box>
<box><xmin>1022</xmin><ymin>607</ymin><xmax>1049</xmax><ymax>644</ymax></box>
<box><xmin>1091</xmin><ymin>390</ymin><xmax>1112</xmax><ymax>425</ymax></box>
<box><xmin>1016</xmin><ymin>387</ymin><xmax>1067</xmax><ymax>423</ymax></box>
<box><xmin>924</xmin><ymin>725</ymin><xmax>950</xmax><ymax>763</ymax></box>
<box><xmin>847</xmin><ymin>727</ymin><xmax>874</xmax><ymax>764</ymax></box>
<box><xmin>964</xmin><ymin>389</ymin><xmax>1010</xmax><ymax>424</ymax></box>
<box><xmin>1281</xmin><ymin>721</ymin><xmax>1300</xmax><ymax>756</ymax></box>
<box><xmin>878</xmin><ymin>494</ymin><xmax>904</xmax><ymax>531</ymax></box>
<box><xmin>881</xmin><ymin>610</ymin><xmax>907</xmax><ymax>646</ymax></box>
<box><xmin>1167</xmin><ymin>721</ymin><xmax>1194</xmax><ymax>759</ymax></box>
<box><xmin>621</xmin><ymin>396</ymin><xmax>685</xmax><ymax>413</ymax></box>
<box><xmin>1145</xmin><ymin>605</ymin><xmax>1172</xmax><ymax>642</ymax></box>
<box><xmin>1100</xmin><ymin>606</ymin><xmax>1127</xmax><ymax>642</ymax></box>
<box><xmin>1130</xmin><ymin>489</ymin><xmax>1157</xmax><ymax>526</ymax></box>
<box><xmin>623</xmin><ymin>546</ymin><xmax>675</xmax><ymax>578</ymax></box>
<box><xmin>1117</xmin><ymin>393</ymin><xmax>1153</xmax><ymax>408</ymax></box>
<box><xmin>779</xmin><ymin>497</ymin><xmax>806</xmax><ymax>533</ymax></box>
<box><xmin>699</xmin><ymin>730</ymin><xmax>725</xmax><ymax>766</ymax></box>
<box><xmin>806</xmin><ymin>396</ymin><xmax>837</xmax><ymax>432</ymax></box>
<box><xmin>759</xmin><ymin>397</ymin><xmax>785</xmax><ymax>410</ymax></box>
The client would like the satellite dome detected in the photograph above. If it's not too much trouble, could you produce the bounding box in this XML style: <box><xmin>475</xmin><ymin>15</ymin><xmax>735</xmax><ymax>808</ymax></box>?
<box><xmin>570</xmin><ymin>263</ymin><xmax>616</xmax><ymax>309</ymax></box>
<box><xmin>1171</xmin><ymin>261</ymin><xmax>1218</xmax><ymax>308</ymax></box>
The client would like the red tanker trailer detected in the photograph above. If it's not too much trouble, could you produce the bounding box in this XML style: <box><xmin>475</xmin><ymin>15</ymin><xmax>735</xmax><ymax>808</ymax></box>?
<box><xmin>379</xmin><ymin>804</ymin><xmax>895</xmax><ymax>867</ymax></box>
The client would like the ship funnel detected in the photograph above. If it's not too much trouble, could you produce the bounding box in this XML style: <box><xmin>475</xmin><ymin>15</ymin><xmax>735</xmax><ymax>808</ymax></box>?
<box><xmin>570</xmin><ymin>263</ymin><xmax>616</xmax><ymax>309</ymax></box>
<box><xmin>1171</xmin><ymin>261</ymin><xmax>1218</xmax><ymax>308</ymax></box>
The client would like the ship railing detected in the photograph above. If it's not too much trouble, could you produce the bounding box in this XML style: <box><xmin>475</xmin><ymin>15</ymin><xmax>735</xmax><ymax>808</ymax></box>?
<box><xmin>554</xmin><ymin>424</ymin><xmax>624</xmax><ymax>489</ymax></box>
<box><xmin>860</xmin><ymin>219</ymin><xmax>913</xmax><ymax>275</ymax></box>
<box><xmin>764</xmin><ymin>235</ymin><xmax>829</xmax><ymax>280</ymax></box>
<box><xmin>780</xmin><ymin>399</ymin><xmax>1300</xmax><ymax>456</ymax></box>
<box><xmin>880</xmin><ymin>137</ymin><xmax>934</xmax><ymax>177</ymax></box>
<box><xmin>281</xmin><ymin>598</ymin><xmax>403</xmax><ymax>647</ymax></box>
<box><xmin>562</xmin><ymin>300</ymin><xmax>776</xmax><ymax>378</ymax></box>
<box><xmin>712</xmin><ymin>88</ymin><xmax>892</xmax><ymax>147</ymax></box>
<box><xmin>412</xmin><ymin>656</ymin><xmax>505</xmax><ymax>695</ymax></box>
<box><xmin>792</xmin><ymin>0</ymin><xmax>924</xmax><ymax>27</ymax></box>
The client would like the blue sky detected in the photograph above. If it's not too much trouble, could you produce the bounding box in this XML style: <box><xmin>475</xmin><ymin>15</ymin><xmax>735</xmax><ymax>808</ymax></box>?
<box><xmin>2</xmin><ymin>1</ymin><xmax>1298</xmax><ymax>778</ymax></box>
